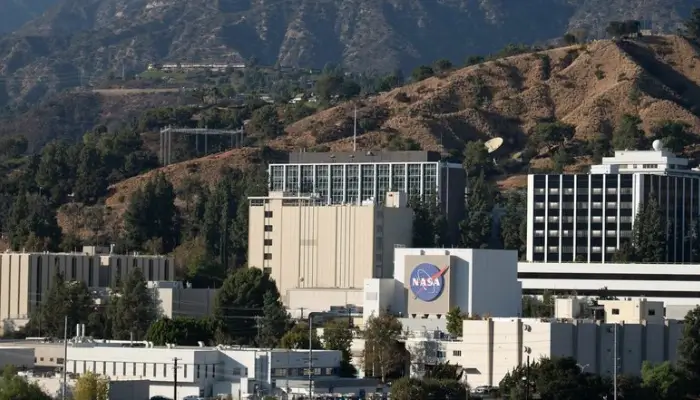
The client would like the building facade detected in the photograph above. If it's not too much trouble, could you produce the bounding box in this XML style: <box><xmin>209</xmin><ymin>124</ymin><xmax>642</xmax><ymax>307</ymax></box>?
<box><xmin>526</xmin><ymin>145</ymin><xmax>700</xmax><ymax>263</ymax></box>
<box><xmin>269</xmin><ymin>151</ymin><xmax>466</xmax><ymax>243</ymax></box>
<box><xmin>359</xmin><ymin>248</ymin><xmax>522</xmax><ymax>319</ymax></box>
<box><xmin>0</xmin><ymin>248</ymin><xmax>174</xmax><ymax>335</ymax></box>
<box><xmin>248</xmin><ymin>191</ymin><xmax>413</xmax><ymax>304</ymax></box>
<box><xmin>400</xmin><ymin>317</ymin><xmax>684</xmax><ymax>388</ymax></box>
<box><xmin>3</xmin><ymin>340</ymin><xmax>378</xmax><ymax>399</ymax></box>
<box><xmin>518</xmin><ymin>261</ymin><xmax>700</xmax><ymax>307</ymax></box>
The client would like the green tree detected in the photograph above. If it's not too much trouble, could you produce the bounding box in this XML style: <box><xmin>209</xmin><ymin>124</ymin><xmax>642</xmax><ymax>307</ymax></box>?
<box><xmin>213</xmin><ymin>268</ymin><xmax>280</xmax><ymax>344</ymax></box>
<box><xmin>531</xmin><ymin>121</ymin><xmax>575</xmax><ymax>147</ymax></box>
<box><xmin>433</xmin><ymin>59</ymin><xmax>453</xmax><ymax>73</ymax></box>
<box><xmin>27</xmin><ymin>273</ymin><xmax>94</xmax><ymax>337</ymax></box>
<box><xmin>411</xmin><ymin>65</ymin><xmax>434</xmax><ymax>82</ymax></box>
<box><xmin>459</xmin><ymin>172</ymin><xmax>495</xmax><ymax>248</ymax></box>
<box><xmin>0</xmin><ymin>372</ymin><xmax>52</xmax><ymax>400</ymax></box>
<box><xmin>562</xmin><ymin>33</ymin><xmax>578</xmax><ymax>45</ymax></box>
<box><xmin>630</xmin><ymin>195</ymin><xmax>667</xmax><ymax>262</ymax></box>
<box><xmin>146</xmin><ymin>317</ymin><xmax>220</xmax><ymax>346</ymax></box>
<box><xmin>678</xmin><ymin>306</ymin><xmax>700</xmax><ymax>394</ymax></box>
<box><xmin>445</xmin><ymin>307</ymin><xmax>466</xmax><ymax>337</ymax></box>
<box><xmin>640</xmin><ymin>361</ymin><xmax>684</xmax><ymax>400</ymax></box>
<box><xmin>256</xmin><ymin>290</ymin><xmax>290</xmax><ymax>348</ymax></box>
<box><xmin>612</xmin><ymin>114</ymin><xmax>646</xmax><ymax>150</ymax></box>
<box><xmin>248</xmin><ymin>105</ymin><xmax>283</xmax><ymax>139</ymax></box>
<box><xmin>652</xmin><ymin>120</ymin><xmax>692</xmax><ymax>153</ymax></box>
<box><xmin>123</xmin><ymin>172</ymin><xmax>179</xmax><ymax>252</ymax></box>
<box><xmin>500</xmin><ymin>190</ymin><xmax>527</xmax><ymax>257</ymax></box>
<box><xmin>391</xmin><ymin>377</ymin><xmax>466</xmax><ymax>400</ymax></box>
<box><xmin>7</xmin><ymin>192</ymin><xmax>62</xmax><ymax>251</ymax></box>
<box><xmin>410</xmin><ymin>196</ymin><xmax>448</xmax><ymax>248</ymax></box>
<box><xmin>72</xmin><ymin>371</ymin><xmax>109</xmax><ymax>400</ymax></box>
<box><xmin>363</xmin><ymin>313</ymin><xmax>404</xmax><ymax>383</ymax></box>
<box><xmin>111</xmin><ymin>268</ymin><xmax>160</xmax><ymax>340</ymax></box>
<box><xmin>34</xmin><ymin>140</ymin><xmax>75</xmax><ymax>204</ymax></box>
<box><xmin>323</xmin><ymin>318</ymin><xmax>357</xmax><ymax>377</ymax></box>
<box><xmin>280</xmin><ymin>322</ymin><xmax>322</xmax><ymax>349</ymax></box>
<box><xmin>73</xmin><ymin>144</ymin><xmax>108</xmax><ymax>204</ymax></box>
<box><xmin>202</xmin><ymin>178</ymin><xmax>238</xmax><ymax>270</ymax></box>
<box><xmin>685</xmin><ymin>8</ymin><xmax>700</xmax><ymax>41</ymax></box>
<box><xmin>463</xmin><ymin>140</ymin><xmax>491</xmax><ymax>177</ymax></box>
<box><xmin>552</xmin><ymin>147</ymin><xmax>573</xmax><ymax>173</ymax></box>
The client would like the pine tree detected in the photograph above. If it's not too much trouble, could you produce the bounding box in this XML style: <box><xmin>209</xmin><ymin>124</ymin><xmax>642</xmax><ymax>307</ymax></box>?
<box><xmin>256</xmin><ymin>290</ymin><xmax>290</xmax><ymax>348</ymax></box>
<box><xmin>203</xmin><ymin>178</ymin><xmax>238</xmax><ymax>268</ymax></box>
<box><xmin>123</xmin><ymin>173</ymin><xmax>178</xmax><ymax>252</ymax></box>
<box><xmin>630</xmin><ymin>195</ymin><xmax>667</xmax><ymax>262</ymax></box>
<box><xmin>74</xmin><ymin>145</ymin><xmax>108</xmax><ymax>204</ymax></box>
<box><xmin>459</xmin><ymin>172</ymin><xmax>494</xmax><ymax>248</ymax></box>
<box><xmin>500</xmin><ymin>191</ymin><xmax>526</xmax><ymax>256</ymax></box>
<box><xmin>27</xmin><ymin>274</ymin><xmax>94</xmax><ymax>337</ymax></box>
<box><xmin>111</xmin><ymin>268</ymin><xmax>159</xmax><ymax>340</ymax></box>
<box><xmin>7</xmin><ymin>192</ymin><xmax>62</xmax><ymax>251</ymax></box>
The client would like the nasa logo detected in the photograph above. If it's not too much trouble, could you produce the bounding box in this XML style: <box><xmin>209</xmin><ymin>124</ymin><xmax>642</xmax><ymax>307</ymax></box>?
<box><xmin>409</xmin><ymin>263</ymin><xmax>449</xmax><ymax>302</ymax></box>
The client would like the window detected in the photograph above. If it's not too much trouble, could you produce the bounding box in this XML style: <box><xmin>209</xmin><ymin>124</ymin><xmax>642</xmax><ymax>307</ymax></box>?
<box><xmin>57</xmin><ymin>358</ymin><xmax>64</xmax><ymax>365</ymax></box>
<box><xmin>437</xmin><ymin>351</ymin><xmax>445</xmax><ymax>358</ymax></box>
<box><xmin>263</xmin><ymin>267</ymin><xmax>272</xmax><ymax>274</ymax></box>
<box><xmin>264</xmin><ymin>239</ymin><xmax>272</xmax><ymax>246</ymax></box>
<box><xmin>648</xmin><ymin>309</ymin><xmax>656</xmax><ymax>316</ymax></box>
<box><xmin>453</xmin><ymin>350</ymin><xmax>462</xmax><ymax>356</ymax></box>
<box><xmin>164</xmin><ymin>260</ymin><xmax>169</xmax><ymax>280</ymax></box>
<box><xmin>264</xmin><ymin>211</ymin><xmax>273</xmax><ymax>218</ymax></box>
<box><xmin>71</xmin><ymin>258</ymin><xmax>77</xmax><ymax>279</ymax></box>
<box><xmin>263</xmin><ymin>253</ymin><xmax>272</xmax><ymax>260</ymax></box>
<box><xmin>264</xmin><ymin>225</ymin><xmax>273</xmax><ymax>232</ymax></box>
<box><xmin>612</xmin><ymin>308</ymin><xmax>620</xmax><ymax>315</ymax></box>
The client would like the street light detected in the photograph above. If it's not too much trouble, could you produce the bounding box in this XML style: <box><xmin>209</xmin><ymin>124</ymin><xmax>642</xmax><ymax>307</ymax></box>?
<box><xmin>577</xmin><ymin>363</ymin><xmax>590</xmax><ymax>373</ymax></box>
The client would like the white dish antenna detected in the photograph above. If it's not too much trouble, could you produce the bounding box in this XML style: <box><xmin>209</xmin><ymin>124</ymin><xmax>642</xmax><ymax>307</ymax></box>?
<box><xmin>484</xmin><ymin>137</ymin><xmax>504</xmax><ymax>153</ymax></box>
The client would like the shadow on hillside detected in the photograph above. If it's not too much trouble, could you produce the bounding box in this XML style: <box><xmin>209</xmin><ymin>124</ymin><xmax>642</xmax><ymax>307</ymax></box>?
<box><xmin>616</xmin><ymin>40</ymin><xmax>700</xmax><ymax>117</ymax></box>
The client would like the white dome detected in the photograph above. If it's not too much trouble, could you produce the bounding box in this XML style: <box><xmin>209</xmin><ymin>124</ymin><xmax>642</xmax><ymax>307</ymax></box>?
<box><xmin>652</xmin><ymin>139</ymin><xmax>663</xmax><ymax>151</ymax></box>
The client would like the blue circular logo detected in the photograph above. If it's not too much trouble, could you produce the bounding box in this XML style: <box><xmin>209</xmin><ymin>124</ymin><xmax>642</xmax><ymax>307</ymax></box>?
<box><xmin>409</xmin><ymin>263</ymin><xmax>448</xmax><ymax>302</ymax></box>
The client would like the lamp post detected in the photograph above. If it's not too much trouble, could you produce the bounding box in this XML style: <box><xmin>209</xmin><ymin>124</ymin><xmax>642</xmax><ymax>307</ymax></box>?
<box><xmin>308</xmin><ymin>312</ymin><xmax>319</xmax><ymax>399</ymax></box>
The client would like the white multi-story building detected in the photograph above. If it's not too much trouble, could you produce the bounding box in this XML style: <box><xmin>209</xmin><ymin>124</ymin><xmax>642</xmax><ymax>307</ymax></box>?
<box><xmin>2</xmin><ymin>338</ymin><xmax>380</xmax><ymax>400</ymax></box>
<box><xmin>526</xmin><ymin>141</ymin><xmax>700</xmax><ymax>263</ymax></box>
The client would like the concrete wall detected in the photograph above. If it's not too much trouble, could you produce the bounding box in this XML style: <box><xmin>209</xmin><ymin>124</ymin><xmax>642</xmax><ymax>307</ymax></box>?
<box><xmin>249</xmin><ymin>197</ymin><xmax>412</xmax><ymax>304</ymax></box>
<box><xmin>394</xmin><ymin>248</ymin><xmax>521</xmax><ymax>317</ymax></box>
<box><xmin>0</xmin><ymin>346</ymin><xmax>34</xmax><ymax>369</ymax></box>
<box><xmin>416</xmin><ymin>318</ymin><xmax>685</xmax><ymax>388</ymax></box>
<box><xmin>156</xmin><ymin>287</ymin><xmax>217</xmax><ymax>319</ymax></box>
<box><xmin>0</xmin><ymin>252</ymin><xmax>173</xmax><ymax>335</ymax></box>
<box><xmin>287</xmin><ymin>288</ymin><xmax>363</xmax><ymax>315</ymax></box>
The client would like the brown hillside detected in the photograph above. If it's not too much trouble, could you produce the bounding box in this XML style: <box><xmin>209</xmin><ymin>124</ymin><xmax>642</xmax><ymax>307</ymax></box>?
<box><xmin>63</xmin><ymin>35</ymin><xmax>700</xmax><ymax>239</ymax></box>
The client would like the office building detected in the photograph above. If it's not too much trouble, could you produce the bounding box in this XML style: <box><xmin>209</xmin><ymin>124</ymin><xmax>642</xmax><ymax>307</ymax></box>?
<box><xmin>248</xmin><ymin>191</ymin><xmax>413</xmax><ymax>304</ymax></box>
<box><xmin>0</xmin><ymin>247</ymin><xmax>174</xmax><ymax>335</ymax></box>
<box><xmin>269</xmin><ymin>151</ymin><xmax>466</xmax><ymax>243</ymax></box>
<box><xmin>2</xmin><ymin>337</ymin><xmax>380</xmax><ymax>399</ymax></box>
<box><xmin>362</xmin><ymin>248</ymin><xmax>522</xmax><ymax>319</ymax></box>
<box><xmin>526</xmin><ymin>143</ymin><xmax>700</xmax><ymax>263</ymax></box>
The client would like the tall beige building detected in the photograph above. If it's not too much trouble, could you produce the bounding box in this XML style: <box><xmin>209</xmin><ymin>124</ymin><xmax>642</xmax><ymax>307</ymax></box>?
<box><xmin>248</xmin><ymin>191</ymin><xmax>413</xmax><ymax>303</ymax></box>
<box><xmin>0</xmin><ymin>246</ymin><xmax>174</xmax><ymax>335</ymax></box>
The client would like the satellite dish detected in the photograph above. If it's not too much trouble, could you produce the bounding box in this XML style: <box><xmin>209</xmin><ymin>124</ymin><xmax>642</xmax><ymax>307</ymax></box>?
<box><xmin>652</xmin><ymin>139</ymin><xmax>663</xmax><ymax>151</ymax></box>
<box><xmin>484</xmin><ymin>137</ymin><xmax>504</xmax><ymax>153</ymax></box>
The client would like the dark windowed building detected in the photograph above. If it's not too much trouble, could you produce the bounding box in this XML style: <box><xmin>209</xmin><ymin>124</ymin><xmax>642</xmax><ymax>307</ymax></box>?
<box><xmin>526</xmin><ymin>142</ymin><xmax>700</xmax><ymax>263</ymax></box>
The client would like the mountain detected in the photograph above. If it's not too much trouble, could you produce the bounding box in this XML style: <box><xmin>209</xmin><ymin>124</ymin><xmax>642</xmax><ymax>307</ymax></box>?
<box><xmin>85</xmin><ymin>34</ymin><xmax>700</xmax><ymax>235</ymax></box>
<box><xmin>0</xmin><ymin>0</ymin><xmax>57</xmax><ymax>34</ymax></box>
<box><xmin>0</xmin><ymin>0</ymin><xmax>696</xmax><ymax>105</ymax></box>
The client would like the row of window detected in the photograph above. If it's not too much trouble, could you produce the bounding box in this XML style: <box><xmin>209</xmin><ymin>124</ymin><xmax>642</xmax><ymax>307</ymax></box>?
<box><xmin>534</xmin><ymin>246</ymin><xmax>618</xmax><ymax>253</ymax></box>
<box><xmin>536</xmin><ymin>188</ymin><xmax>633</xmax><ymax>195</ymax></box>
<box><xmin>535</xmin><ymin>216</ymin><xmax>634</xmax><ymax>223</ymax></box>
<box><xmin>271</xmin><ymin>367</ymin><xmax>335</xmax><ymax>377</ymax></box>
<box><xmin>535</xmin><ymin>202</ymin><xmax>633</xmax><ymax>209</ymax></box>
<box><xmin>71</xmin><ymin>360</ymin><xmax>242</xmax><ymax>379</ymax></box>
<box><xmin>533</xmin><ymin>230</ymin><xmax>632</xmax><ymax>238</ymax></box>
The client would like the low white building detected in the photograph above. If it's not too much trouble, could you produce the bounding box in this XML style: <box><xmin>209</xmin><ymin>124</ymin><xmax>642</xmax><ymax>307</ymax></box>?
<box><xmin>518</xmin><ymin>261</ymin><xmax>700</xmax><ymax>318</ymax></box>
<box><xmin>3</xmin><ymin>339</ymin><xmax>381</xmax><ymax>400</ymax></box>
<box><xmin>398</xmin><ymin>311</ymin><xmax>684</xmax><ymax>388</ymax></box>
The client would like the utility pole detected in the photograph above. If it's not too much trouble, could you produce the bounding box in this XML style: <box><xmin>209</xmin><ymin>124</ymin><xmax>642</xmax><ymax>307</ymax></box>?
<box><xmin>61</xmin><ymin>315</ymin><xmax>68</xmax><ymax>400</ymax></box>
<box><xmin>525</xmin><ymin>355</ymin><xmax>530</xmax><ymax>400</ymax></box>
<box><xmin>353</xmin><ymin>105</ymin><xmax>357</xmax><ymax>152</ymax></box>
<box><xmin>173</xmin><ymin>357</ymin><xmax>181</xmax><ymax>400</ymax></box>
<box><xmin>308</xmin><ymin>312</ymin><xmax>318</xmax><ymax>399</ymax></box>
<box><xmin>613</xmin><ymin>323</ymin><xmax>618</xmax><ymax>400</ymax></box>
